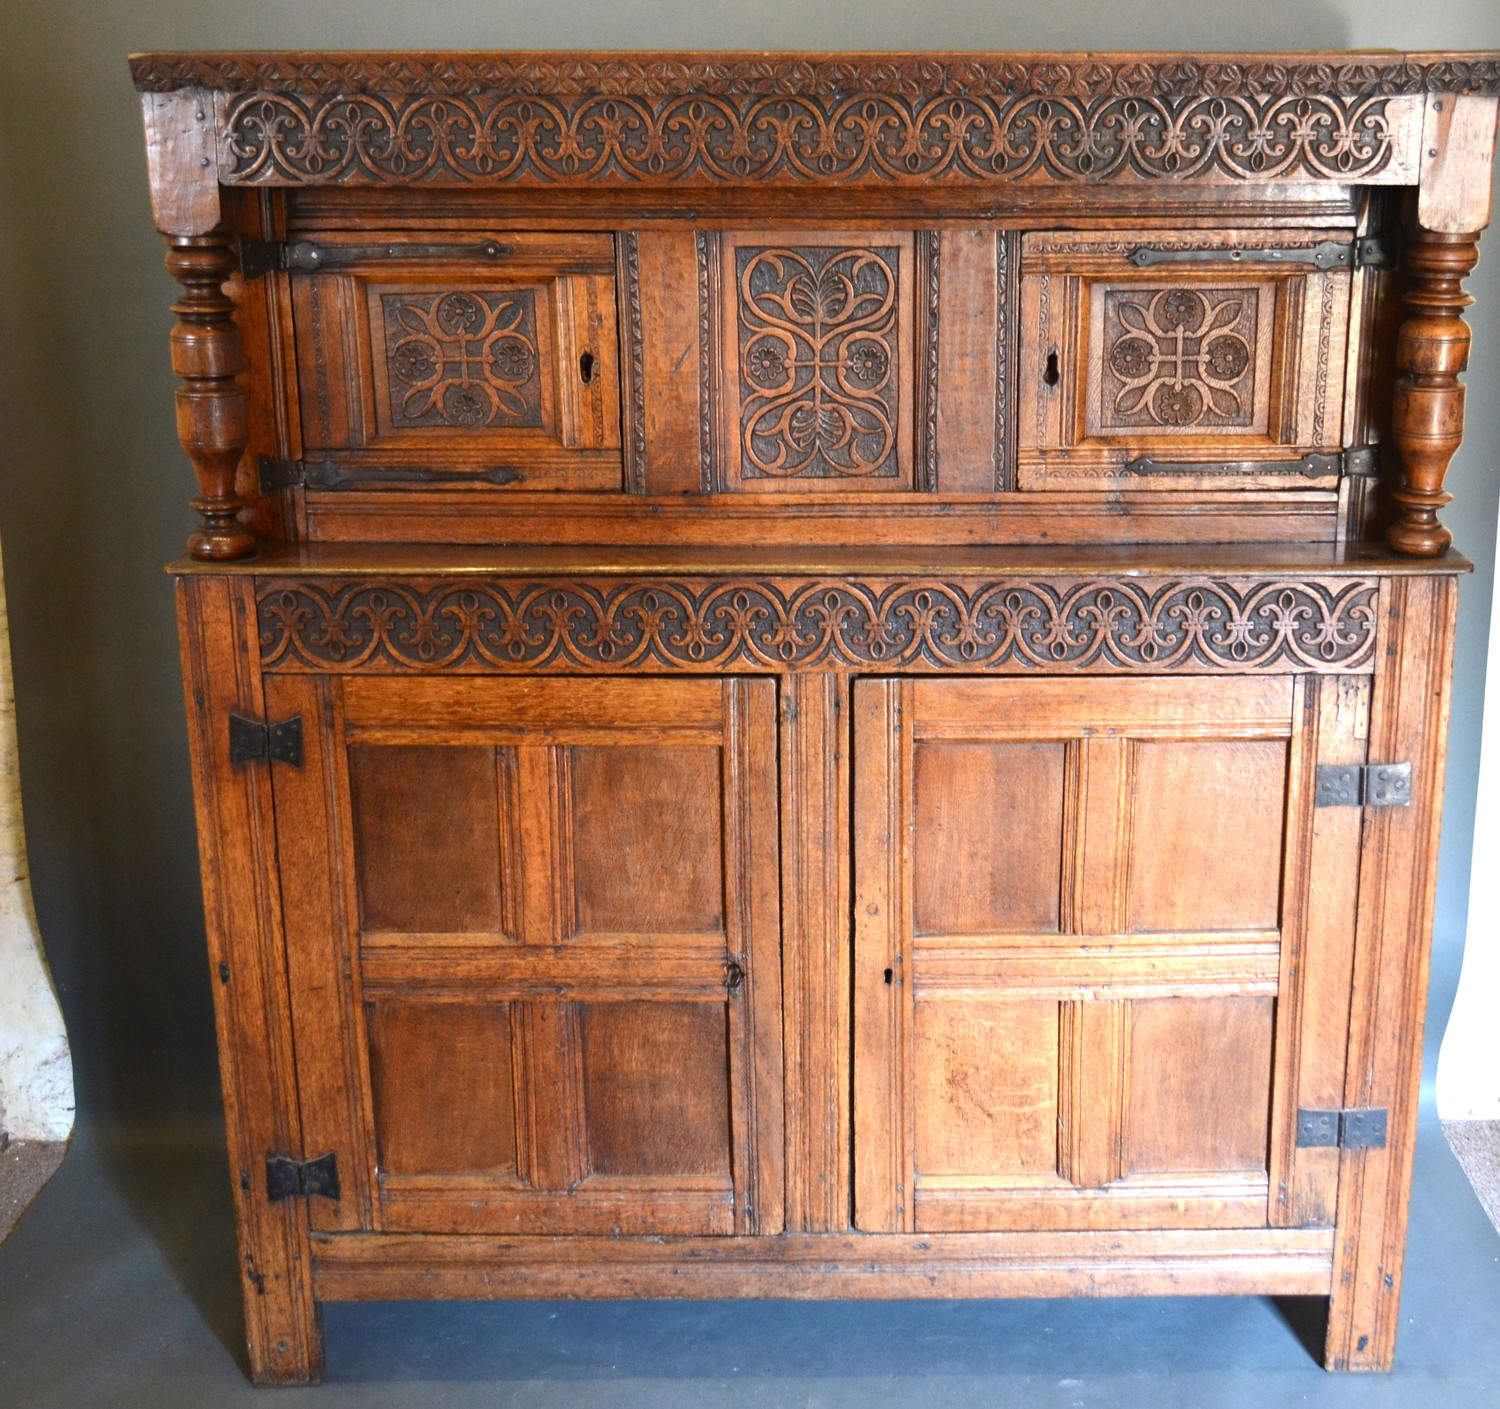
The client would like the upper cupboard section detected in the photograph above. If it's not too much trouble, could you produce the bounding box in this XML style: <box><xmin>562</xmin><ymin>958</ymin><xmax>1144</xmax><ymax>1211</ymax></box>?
<box><xmin>261</xmin><ymin>199</ymin><xmax>1379</xmax><ymax>525</ymax></box>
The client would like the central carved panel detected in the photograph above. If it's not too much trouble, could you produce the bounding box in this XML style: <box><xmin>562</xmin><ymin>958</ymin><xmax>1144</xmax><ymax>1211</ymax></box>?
<box><xmin>735</xmin><ymin>246</ymin><xmax>901</xmax><ymax>479</ymax></box>
<box><xmin>380</xmin><ymin>288</ymin><xmax>544</xmax><ymax>431</ymax></box>
<box><xmin>1099</xmin><ymin>286</ymin><xmax>1258</xmax><ymax>430</ymax></box>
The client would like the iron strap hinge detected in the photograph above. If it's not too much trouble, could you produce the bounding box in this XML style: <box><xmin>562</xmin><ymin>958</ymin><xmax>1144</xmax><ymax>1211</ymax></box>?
<box><xmin>1126</xmin><ymin>233</ymin><xmax>1399</xmax><ymax>271</ymax></box>
<box><xmin>1314</xmin><ymin>762</ymin><xmax>1412</xmax><ymax>808</ymax></box>
<box><xmin>1295</xmin><ymin>1108</ymin><xmax>1389</xmax><ymax>1150</ymax></box>
<box><xmin>1120</xmin><ymin>446</ymin><xmax>1379</xmax><ymax>480</ymax></box>
<box><xmin>238</xmin><ymin>236</ymin><xmax>515</xmax><ymax>280</ymax></box>
<box><xmin>259</xmin><ymin>455</ymin><xmax>523</xmax><ymax>493</ymax></box>
<box><xmin>265</xmin><ymin>1152</ymin><xmax>341</xmax><ymax>1203</ymax></box>
<box><xmin>228</xmin><ymin>713</ymin><xmax>304</xmax><ymax>769</ymax></box>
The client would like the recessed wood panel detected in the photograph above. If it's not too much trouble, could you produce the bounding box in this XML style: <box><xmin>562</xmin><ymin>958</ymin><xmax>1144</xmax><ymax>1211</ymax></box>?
<box><xmin>1124</xmin><ymin>996</ymin><xmax>1275</xmax><ymax>1176</ymax></box>
<box><xmin>914</xmin><ymin>999</ymin><xmax>1060</xmax><ymax>1176</ymax></box>
<box><xmin>1129</xmin><ymin>739</ymin><xmax>1288</xmax><ymax>932</ymax></box>
<box><xmin>913</xmin><ymin>741</ymin><xmax>1066</xmax><ymax>935</ymax></box>
<box><xmin>348</xmin><ymin>744</ymin><xmax>504</xmax><ymax>934</ymax></box>
<box><xmin>569</xmin><ymin>744</ymin><xmax>724</xmax><ymax>935</ymax></box>
<box><xmin>581</xmin><ymin>1001</ymin><xmax>732</xmax><ymax>1177</ymax></box>
<box><xmin>367</xmin><ymin>1000</ymin><xmax>516</xmax><ymax>1175</ymax></box>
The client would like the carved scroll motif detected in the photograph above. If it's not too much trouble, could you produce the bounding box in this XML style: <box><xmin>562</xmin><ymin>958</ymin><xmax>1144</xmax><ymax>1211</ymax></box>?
<box><xmin>257</xmin><ymin>576</ymin><xmax>1380</xmax><ymax>674</ymax></box>
<box><xmin>215</xmin><ymin>91</ymin><xmax>1402</xmax><ymax>187</ymax></box>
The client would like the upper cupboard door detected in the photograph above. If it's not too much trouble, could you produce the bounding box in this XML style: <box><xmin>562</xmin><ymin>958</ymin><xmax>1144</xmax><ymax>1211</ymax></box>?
<box><xmin>288</xmin><ymin>232</ymin><xmax>622</xmax><ymax>489</ymax></box>
<box><xmin>853</xmin><ymin>675</ymin><xmax>1369</xmax><ymax>1235</ymax></box>
<box><xmin>263</xmin><ymin>675</ymin><xmax>782</xmax><ymax>1238</ymax></box>
<box><xmin>1017</xmin><ymin>229</ymin><xmax>1354</xmax><ymax>490</ymax></box>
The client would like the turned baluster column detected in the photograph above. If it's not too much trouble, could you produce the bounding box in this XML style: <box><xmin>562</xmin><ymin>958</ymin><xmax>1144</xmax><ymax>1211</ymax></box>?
<box><xmin>166</xmin><ymin>232</ymin><xmax>255</xmax><ymax>560</ymax></box>
<box><xmin>1385</xmin><ymin>229</ymin><xmax>1482</xmax><ymax>557</ymax></box>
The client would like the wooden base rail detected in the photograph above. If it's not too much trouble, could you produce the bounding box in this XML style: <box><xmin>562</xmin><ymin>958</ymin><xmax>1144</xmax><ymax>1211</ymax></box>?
<box><xmin>310</xmin><ymin>1229</ymin><xmax>1337</xmax><ymax>1302</ymax></box>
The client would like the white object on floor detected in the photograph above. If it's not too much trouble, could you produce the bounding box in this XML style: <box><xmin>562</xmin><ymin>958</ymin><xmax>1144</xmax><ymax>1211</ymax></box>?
<box><xmin>0</xmin><ymin>541</ymin><xmax>73</xmax><ymax>1141</ymax></box>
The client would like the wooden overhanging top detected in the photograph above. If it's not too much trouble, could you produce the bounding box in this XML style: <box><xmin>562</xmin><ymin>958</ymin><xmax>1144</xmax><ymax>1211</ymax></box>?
<box><xmin>130</xmin><ymin>49</ymin><xmax>1500</xmax><ymax>98</ymax></box>
<box><xmin>132</xmin><ymin>50</ymin><xmax>1500</xmax><ymax>237</ymax></box>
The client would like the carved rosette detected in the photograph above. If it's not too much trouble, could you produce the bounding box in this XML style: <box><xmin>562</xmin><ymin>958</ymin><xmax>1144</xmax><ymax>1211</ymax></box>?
<box><xmin>257</xmin><ymin>576</ymin><xmax>1379</xmax><ymax>674</ymax></box>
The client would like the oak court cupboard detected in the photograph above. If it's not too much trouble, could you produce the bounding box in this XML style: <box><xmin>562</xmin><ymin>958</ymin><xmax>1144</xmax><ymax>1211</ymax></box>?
<box><xmin>131</xmin><ymin>48</ymin><xmax>1500</xmax><ymax>1383</ymax></box>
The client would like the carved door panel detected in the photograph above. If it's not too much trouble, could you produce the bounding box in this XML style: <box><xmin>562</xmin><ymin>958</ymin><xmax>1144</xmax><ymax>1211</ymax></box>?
<box><xmin>701</xmin><ymin>229</ymin><xmax>934</xmax><ymax>492</ymax></box>
<box><xmin>853</xmin><ymin>674</ymin><xmax>1367</xmax><ymax>1234</ymax></box>
<box><xmin>286</xmin><ymin>231</ymin><xmax>621</xmax><ymax>490</ymax></box>
<box><xmin>1017</xmin><ymin>228</ymin><xmax>1353</xmax><ymax>491</ymax></box>
<box><xmin>265</xmin><ymin>675</ymin><xmax>782</xmax><ymax>1237</ymax></box>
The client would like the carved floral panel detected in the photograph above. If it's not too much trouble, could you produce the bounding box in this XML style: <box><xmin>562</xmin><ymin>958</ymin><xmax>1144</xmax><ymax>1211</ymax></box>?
<box><xmin>379</xmin><ymin>288</ymin><xmax>544</xmax><ymax>431</ymax></box>
<box><xmin>1098</xmin><ymin>286</ymin><xmax>1259</xmax><ymax>431</ymax></box>
<box><xmin>735</xmin><ymin>246</ymin><xmax>901</xmax><ymax>479</ymax></box>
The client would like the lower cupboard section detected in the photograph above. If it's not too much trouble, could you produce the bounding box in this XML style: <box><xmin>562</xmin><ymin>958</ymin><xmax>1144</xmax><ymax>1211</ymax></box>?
<box><xmin>307</xmin><ymin>1228</ymin><xmax>1336</xmax><ymax>1301</ymax></box>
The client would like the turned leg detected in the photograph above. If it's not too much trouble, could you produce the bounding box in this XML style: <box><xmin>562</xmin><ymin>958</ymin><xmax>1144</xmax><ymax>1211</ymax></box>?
<box><xmin>166</xmin><ymin>232</ymin><xmax>256</xmax><ymax>560</ymax></box>
<box><xmin>1385</xmin><ymin>229</ymin><xmax>1481</xmax><ymax>556</ymax></box>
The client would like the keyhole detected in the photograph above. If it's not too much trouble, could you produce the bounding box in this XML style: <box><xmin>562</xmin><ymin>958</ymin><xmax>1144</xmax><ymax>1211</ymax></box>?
<box><xmin>579</xmin><ymin>350</ymin><xmax>596</xmax><ymax>385</ymax></box>
<box><xmin>883</xmin><ymin>968</ymin><xmax>894</xmax><ymax>986</ymax></box>
<box><xmin>1043</xmin><ymin>349</ymin><xmax>1060</xmax><ymax>387</ymax></box>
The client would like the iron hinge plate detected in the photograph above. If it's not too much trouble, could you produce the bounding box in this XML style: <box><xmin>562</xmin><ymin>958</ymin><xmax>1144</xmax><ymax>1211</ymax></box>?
<box><xmin>228</xmin><ymin>713</ymin><xmax>304</xmax><ymax>768</ymax></box>
<box><xmin>1296</xmin><ymin>1108</ymin><xmax>1389</xmax><ymax>1150</ymax></box>
<box><xmin>1314</xmin><ymin>762</ymin><xmax>1411</xmax><ymax>808</ymax></box>
<box><xmin>1355</xmin><ymin>230</ymin><xmax>1403</xmax><ymax>270</ymax></box>
<box><xmin>265</xmin><ymin>1152</ymin><xmax>341</xmax><ymax>1203</ymax></box>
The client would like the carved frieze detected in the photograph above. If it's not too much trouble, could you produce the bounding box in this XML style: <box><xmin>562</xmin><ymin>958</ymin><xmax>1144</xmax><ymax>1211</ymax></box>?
<box><xmin>130</xmin><ymin>52</ymin><xmax>1500</xmax><ymax>99</ymax></box>
<box><xmin>257</xmin><ymin>576</ymin><xmax>1379</xmax><ymax>674</ymax></box>
<box><xmin>212</xmin><ymin>90</ymin><xmax>1402</xmax><ymax>187</ymax></box>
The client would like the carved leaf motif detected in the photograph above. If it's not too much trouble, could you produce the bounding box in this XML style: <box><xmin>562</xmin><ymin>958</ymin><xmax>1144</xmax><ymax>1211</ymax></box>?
<box><xmin>393</xmin><ymin>303</ymin><xmax>431</xmax><ymax>336</ymax></box>
<box><xmin>1205</xmin><ymin>298</ymin><xmax>1244</xmax><ymax>331</ymax></box>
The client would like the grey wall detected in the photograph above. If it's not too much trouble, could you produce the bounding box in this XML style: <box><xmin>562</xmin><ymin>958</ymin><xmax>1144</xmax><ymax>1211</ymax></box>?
<box><xmin>0</xmin><ymin>0</ymin><xmax>1496</xmax><ymax>1136</ymax></box>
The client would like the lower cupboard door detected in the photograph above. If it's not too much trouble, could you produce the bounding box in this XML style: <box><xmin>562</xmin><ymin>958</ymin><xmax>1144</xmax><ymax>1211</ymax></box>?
<box><xmin>852</xmin><ymin>674</ymin><xmax>1368</xmax><ymax>1234</ymax></box>
<box><xmin>264</xmin><ymin>674</ymin><xmax>783</xmax><ymax>1237</ymax></box>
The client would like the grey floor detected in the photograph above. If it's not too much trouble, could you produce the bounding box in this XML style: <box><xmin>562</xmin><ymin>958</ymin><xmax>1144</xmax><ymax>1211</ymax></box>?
<box><xmin>0</xmin><ymin>1140</ymin><xmax>66</xmax><ymax>1246</ymax></box>
<box><xmin>2</xmin><ymin>1112</ymin><xmax>1499</xmax><ymax>1407</ymax></box>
